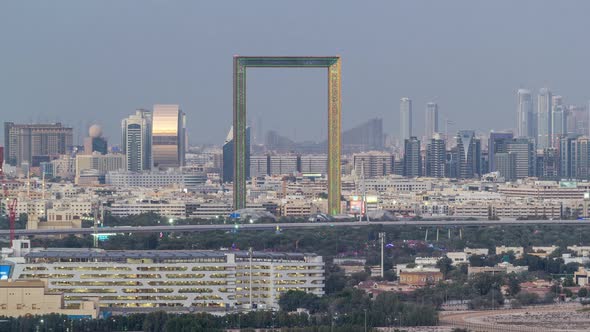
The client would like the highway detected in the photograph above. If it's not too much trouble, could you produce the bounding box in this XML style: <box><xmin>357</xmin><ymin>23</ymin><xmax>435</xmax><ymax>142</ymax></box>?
<box><xmin>1</xmin><ymin>219</ymin><xmax>589</xmax><ymax>236</ymax></box>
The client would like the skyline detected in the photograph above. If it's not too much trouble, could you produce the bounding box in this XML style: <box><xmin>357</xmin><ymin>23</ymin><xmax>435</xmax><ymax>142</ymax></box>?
<box><xmin>1</xmin><ymin>1</ymin><xmax>590</xmax><ymax>145</ymax></box>
<box><xmin>5</xmin><ymin>2</ymin><xmax>590</xmax><ymax>329</ymax></box>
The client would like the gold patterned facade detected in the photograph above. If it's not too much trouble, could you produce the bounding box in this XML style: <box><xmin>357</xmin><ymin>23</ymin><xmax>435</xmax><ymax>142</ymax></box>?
<box><xmin>152</xmin><ymin>105</ymin><xmax>186</xmax><ymax>169</ymax></box>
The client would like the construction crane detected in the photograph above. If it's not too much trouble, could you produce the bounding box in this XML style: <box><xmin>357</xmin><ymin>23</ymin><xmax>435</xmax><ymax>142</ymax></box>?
<box><xmin>7</xmin><ymin>197</ymin><xmax>17</xmax><ymax>247</ymax></box>
<box><xmin>358</xmin><ymin>163</ymin><xmax>369</xmax><ymax>222</ymax></box>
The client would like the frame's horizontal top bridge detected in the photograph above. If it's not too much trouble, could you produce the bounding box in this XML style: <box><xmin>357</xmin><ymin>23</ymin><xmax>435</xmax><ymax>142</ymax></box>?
<box><xmin>235</xmin><ymin>56</ymin><xmax>340</xmax><ymax>67</ymax></box>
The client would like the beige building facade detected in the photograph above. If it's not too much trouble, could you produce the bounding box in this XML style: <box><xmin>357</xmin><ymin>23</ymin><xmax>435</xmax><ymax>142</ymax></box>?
<box><xmin>0</xmin><ymin>279</ymin><xmax>98</xmax><ymax>318</ymax></box>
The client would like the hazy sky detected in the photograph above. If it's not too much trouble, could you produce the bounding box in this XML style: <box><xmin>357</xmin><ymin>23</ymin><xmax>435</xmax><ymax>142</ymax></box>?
<box><xmin>1</xmin><ymin>1</ymin><xmax>590</xmax><ymax>145</ymax></box>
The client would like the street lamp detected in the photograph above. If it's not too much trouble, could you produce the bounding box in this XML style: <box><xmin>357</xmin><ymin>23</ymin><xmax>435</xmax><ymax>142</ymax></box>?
<box><xmin>491</xmin><ymin>282</ymin><xmax>498</xmax><ymax>309</ymax></box>
<box><xmin>168</xmin><ymin>218</ymin><xmax>174</xmax><ymax>224</ymax></box>
<box><xmin>331</xmin><ymin>312</ymin><xmax>338</xmax><ymax>332</ymax></box>
<box><xmin>249</xmin><ymin>247</ymin><xmax>253</xmax><ymax>309</ymax></box>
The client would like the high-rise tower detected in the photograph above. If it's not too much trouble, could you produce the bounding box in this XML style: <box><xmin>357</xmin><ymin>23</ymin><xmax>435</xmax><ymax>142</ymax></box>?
<box><xmin>572</xmin><ymin>136</ymin><xmax>590</xmax><ymax>179</ymax></box>
<box><xmin>454</xmin><ymin>130</ymin><xmax>481</xmax><ymax>179</ymax></box>
<box><xmin>403</xmin><ymin>136</ymin><xmax>421</xmax><ymax>177</ymax></box>
<box><xmin>560</xmin><ymin>135</ymin><xmax>579</xmax><ymax>179</ymax></box>
<box><xmin>517</xmin><ymin>89</ymin><xmax>534</xmax><ymax>138</ymax></box>
<box><xmin>536</xmin><ymin>148</ymin><xmax>559</xmax><ymax>180</ymax></box>
<box><xmin>551</xmin><ymin>96</ymin><xmax>565</xmax><ymax>147</ymax></box>
<box><xmin>223</xmin><ymin>126</ymin><xmax>250</xmax><ymax>183</ymax></box>
<box><xmin>121</xmin><ymin>110</ymin><xmax>152</xmax><ymax>172</ymax></box>
<box><xmin>537</xmin><ymin>88</ymin><xmax>552</xmax><ymax>149</ymax></box>
<box><xmin>400</xmin><ymin>98</ymin><xmax>413</xmax><ymax>142</ymax></box>
<box><xmin>425</xmin><ymin>102</ymin><xmax>439</xmax><ymax>140</ymax></box>
<box><xmin>3</xmin><ymin>122</ymin><xmax>73</xmax><ymax>166</ymax></box>
<box><xmin>488</xmin><ymin>132</ymin><xmax>514</xmax><ymax>172</ymax></box>
<box><xmin>353</xmin><ymin>152</ymin><xmax>394</xmax><ymax>179</ymax></box>
<box><xmin>506</xmin><ymin>138</ymin><xmax>535</xmax><ymax>179</ymax></box>
<box><xmin>552</xmin><ymin>105</ymin><xmax>567</xmax><ymax>147</ymax></box>
<box><xmin>425</xmin><ymin>134</ymin><xmax>446</xmax><ymax>178</ymax></box>
<box><xmin>494</xmin><ymin>152</ymin><xmax>517</xmax><ymax>182</ymax></box>
<box><xmin>152</xmin><ymin>105</ymin><xmax>186</xmax><ymax>169</ymax></box>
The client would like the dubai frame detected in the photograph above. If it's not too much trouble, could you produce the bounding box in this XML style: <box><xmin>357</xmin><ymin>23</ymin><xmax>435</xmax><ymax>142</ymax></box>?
<box><xmin>233</xmin><ymin>56</ymin><xmax>342</xmax><ymax>215</ymax></box>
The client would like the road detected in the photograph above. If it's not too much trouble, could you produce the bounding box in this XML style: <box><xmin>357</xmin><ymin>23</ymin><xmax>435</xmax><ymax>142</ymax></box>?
<box><xmin>0</xmin><ymin>219</ymin><xmax>589</xmax><ymax>236</ymax></box>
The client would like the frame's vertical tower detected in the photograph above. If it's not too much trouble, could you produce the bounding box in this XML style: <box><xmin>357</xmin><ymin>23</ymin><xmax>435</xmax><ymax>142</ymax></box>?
<box><xmin>233</xmin><ymin>56</ymin><xmax>341</xmax><ymax>215</ymax></box>
<box><xmin>327</xmin><ymin>58</ymin><xmax>341</xmax><ymax>215</ymax></box>
<box><xmin>233</xmin><ymin>56</ymin><xmax>247</xmax><ymax>210</ymax></box>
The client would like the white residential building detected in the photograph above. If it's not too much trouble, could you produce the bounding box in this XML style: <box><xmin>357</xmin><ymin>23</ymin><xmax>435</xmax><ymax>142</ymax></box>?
<box><xmin>300</xmin><ymin>155</ymin><xmax>328</xmax><ymax>175</ymax></box>
<box><xmin>105</xmin><ymin>171</ymin><xmax>207</xmax><ymax>188</ymax></box>
<box><xmin>51</xmin><ymin>200</ymin><xmax>93</xmax><ymax>216</ymax></box>
<box><xmin>363</xmin><ymin>176</ymin><xmax>432</xmax><ymax>192</ymax></box>
<box><xmin>188</xmin><ymin>202</ymin><xmax>233</xmax><ymax>219</ymax></box>
<box><xmin>463</xmin><ymin>248</ymin><xmax>489</xmax><ymax>256</ymax></box>
<box><xmin>446</xmin><ymin>252</ymin><xmax>468</xmax><ymax>265</ymax></box>
<box><xmin>7</xmin><ymin>246</ymin><xmax>324</xmax><ymax>311</ymax></box>
<box><xmin>269</xmin><ymin>155</ymin><xmax>298</xmax><ymax>176</ymax></box>
<box><xmin>109</xmin><ymin>199</ymin><xmax>186</xmax><ymax>218</ymax></box>
<box><xmin>568</xmin><ymin>246</ymin><xmax>590</xmax><ymax>257</ymax></box>
<box><xmin>75</xmin><ymin>153</ymin><xmax>126</xmax><ymax>177</ymax></box>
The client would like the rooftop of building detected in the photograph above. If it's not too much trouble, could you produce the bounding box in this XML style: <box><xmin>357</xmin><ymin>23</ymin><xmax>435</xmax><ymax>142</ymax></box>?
<box><xmin>23</xmin><ymin>248</ymin><xmax>318</xmax><ymax>263</ymax></box>
<box><xmin>0</xmin><ymin>279</ymin><xmax>46</xmax><ymax>288</ymax></box>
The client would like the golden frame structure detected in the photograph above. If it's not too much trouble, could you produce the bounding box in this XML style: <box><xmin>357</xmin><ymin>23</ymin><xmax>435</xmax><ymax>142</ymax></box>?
<box><xmin>233</xmin><ymin>56</ymin><xmax>342</xmax><ymax>215</ymax></box>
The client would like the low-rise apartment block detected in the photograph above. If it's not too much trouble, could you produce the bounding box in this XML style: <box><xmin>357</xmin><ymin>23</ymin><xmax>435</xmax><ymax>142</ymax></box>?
<box><xmin>109</xmin><ymin>199</ymin><xmax>186</xmax><ymax>218</ymax></box>
<box><xmin>496</xmin><ymin>246</ymin><xmax>524</xmax><ymax>258</ymax></box>
<box><xmin>399</xmin><ymin>268</ymin><xmax>443</xmax><ymax>287</ymax></box>
<box><xmin>6</xmin><ymin>245</ymin><xmax>324</xmax><ymax>311</ymax></box>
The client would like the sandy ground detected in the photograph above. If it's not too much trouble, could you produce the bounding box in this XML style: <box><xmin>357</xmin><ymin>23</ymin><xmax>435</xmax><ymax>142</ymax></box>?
<box><xmin>376</xmin><ymin>328</ymin><xmax>453</xmax><ymax>332</ymax></box>
<box><xmin>480</xmin><ymin>310</ymin><xmax>590</xmax><ymax>331</ymax></box>
<box><xmin>440</xmin><ymin>304</ymin><xmax>590</xmax><ymax>331</ymax></box>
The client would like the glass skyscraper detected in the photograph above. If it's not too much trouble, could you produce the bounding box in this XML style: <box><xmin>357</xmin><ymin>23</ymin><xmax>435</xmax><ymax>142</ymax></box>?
<box><xmin>403</xmin><ymin>136</ymin><xmax>421</xmax><ymax>177</ymax></box>
<box><xmin>425</xmin><ymin>102</ymin><xmax>439</xmax><ymax>140</ymax></box>
<box><xmin>400</xmin><ymin>98</ymin><xmax>412</xmax><ymax>142</ymax></box>
<box><xmin>537</xmin><ymin>88</ymin><xmax>552</xmax><ymax>149</ymax></box>
<box><xmin>425</xmin><ymin>134</ymin><xmax>446</xmax><ymax>178</ymax></box>
<box><xmin>488</xmin><ymin>132</ymin><xmax>514</xmax><ymax>172</ymax></box>
<box><xmin>516</xmin><ymin>89</ymin><xmax>534</xmax><ymax>139</ymax></box>
<box><xmin>222</xmin><ymin>126</ymin><xmax>250</xmax><ymax>183</ymax></box>
<box><xmin>152</xmin><ymin>105</ymin><xmax>186</xmax><ymax>169</ymax></box>
<box><xmin>121</xmin><ymin>109</ymin><xmax>152</xmax><ymax>172</ymax></box>
<box><xmin>454</xmin><ymin>130</ymin><xmax>481</xmax><ymax>179</ymax></box>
